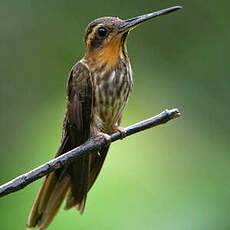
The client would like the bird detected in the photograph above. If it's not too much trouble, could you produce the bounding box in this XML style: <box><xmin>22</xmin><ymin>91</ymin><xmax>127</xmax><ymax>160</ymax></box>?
<box><xmin>27</xmin><ymin>6</ymin><xmax>182</xmax><ymax>229</ymax></box>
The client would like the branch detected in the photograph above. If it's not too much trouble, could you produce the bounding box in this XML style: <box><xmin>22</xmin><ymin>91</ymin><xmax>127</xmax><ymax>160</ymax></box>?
<box><xmin>0</xmin><ymin>108</ymin><xmax>180</xmax><ymax>198</ymax></box>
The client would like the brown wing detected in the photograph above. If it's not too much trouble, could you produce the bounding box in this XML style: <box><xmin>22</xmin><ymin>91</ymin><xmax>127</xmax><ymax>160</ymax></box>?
<box><xmin>27</xmin><ymin>62</ymin><xmax>93</xmax><ymax>229</ymax></box>
<box><xmin>58</xmin><ymin>61</ymin><xmax>92</xmax><ymax>155</ymax></box>
<box><xmin>64</xmin><ymin>62</ymin><xmax>110</xmax><ymax>211</ymax></box>
<box><xmin>62</xmin><ymin>61</ymin><xmax>93</xmax><ymax>211</ymax></box>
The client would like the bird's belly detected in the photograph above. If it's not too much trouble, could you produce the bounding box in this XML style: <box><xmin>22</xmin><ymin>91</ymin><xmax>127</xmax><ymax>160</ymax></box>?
<box><xmin>92</xmin><ymin>68</ymin><xmax>133</xmax><ymax>133</ymax></box>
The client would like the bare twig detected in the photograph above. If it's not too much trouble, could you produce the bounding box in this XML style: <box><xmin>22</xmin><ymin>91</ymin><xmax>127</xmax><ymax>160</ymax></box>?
<box><xmin>0</xmin><ymin>108</ymin><xmax>180</xmax><ymax>198</ymax></box>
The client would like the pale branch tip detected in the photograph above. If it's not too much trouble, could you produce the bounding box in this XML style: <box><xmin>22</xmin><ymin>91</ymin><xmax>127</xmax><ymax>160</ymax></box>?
<box><xmin>0</xmin><ymin>108</ymin><xmax>181</xmax><ymax>198</ymax></box>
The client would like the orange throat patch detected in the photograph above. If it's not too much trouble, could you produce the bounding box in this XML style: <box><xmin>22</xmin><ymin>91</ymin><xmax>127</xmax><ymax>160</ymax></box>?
<box><xmin>85</xmin><ymin>35</ymin><xmax>125</xmax><ymax>70</ymax></box>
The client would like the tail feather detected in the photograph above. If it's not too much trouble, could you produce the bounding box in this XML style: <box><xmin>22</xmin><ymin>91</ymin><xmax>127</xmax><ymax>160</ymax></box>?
<box><xmin>64</xmin><ymin>155</ymin><xmax>90</xmax><ymax>211</ymax></box>
<box><xmin>39</xmin><ymin>175</ymin><xmax>70</xmax><ymax>229</ymax></box>
<box><xmin>27</xmin><ymin>145</ymin><xmax>110</xmax><ymax>229</ymax></box>
<box><xmin>27</xmin><ymin>172</ymin><xmax>70</xmax><ymax>229</ymax></box>
<box><xmin>64</xmin><ymin>146</ymin><xmax>110</xmax><ymax>213</ymax></box>
<box><xmin>88</xmin><ymin>146</ymin><xmax>110</xmax><ymax>191</ymax></box>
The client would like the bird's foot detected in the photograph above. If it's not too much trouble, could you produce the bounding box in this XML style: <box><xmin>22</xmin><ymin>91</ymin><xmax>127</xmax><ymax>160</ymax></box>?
<box><xmin>96</xmin><ymin>132</ymin><xmax>111</xmax><ymax>156</ymax></box>
<box><xmin>96</xmin><ymin>132</ymin><xmax>111</xmax><ymax>143</ymax></box>
<box><xmin>112</xmin><ymin>125</ymin><xmax>126</xmax><ymax>139</ymax></box>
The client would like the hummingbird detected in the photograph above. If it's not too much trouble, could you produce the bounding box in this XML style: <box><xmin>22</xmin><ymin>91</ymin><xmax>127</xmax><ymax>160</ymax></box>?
<box><xmin>27</xmin><ymin>6</ymin><xmax>182</xmax><ymax>229</ymax></box>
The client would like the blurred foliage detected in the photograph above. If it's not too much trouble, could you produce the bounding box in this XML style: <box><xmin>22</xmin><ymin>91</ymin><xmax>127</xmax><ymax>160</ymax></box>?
<box><xmin>1</xmin><ymin>0</ymin><xmax>230</xmax><ymax>229</ymax></box>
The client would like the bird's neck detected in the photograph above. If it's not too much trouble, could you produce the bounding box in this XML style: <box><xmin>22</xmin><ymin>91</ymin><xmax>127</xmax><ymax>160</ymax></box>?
<box><xmin>84</xmin><ymin>36</ymin><xmax>129</xmax><ymax>72</ymax></box>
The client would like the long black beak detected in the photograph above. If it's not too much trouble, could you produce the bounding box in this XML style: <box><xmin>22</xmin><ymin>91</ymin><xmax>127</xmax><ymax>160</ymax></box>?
<box><xmin>119</xmin><ymin>6</ymin><xmax>182</xmax><ymax>33</ymax></box>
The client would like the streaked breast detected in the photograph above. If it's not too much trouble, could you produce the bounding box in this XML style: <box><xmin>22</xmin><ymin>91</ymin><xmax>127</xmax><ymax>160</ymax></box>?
<box><xmin>92</xmin><ymin>60</ymin><xmax>133</xmax><ymax>133</ymax></box>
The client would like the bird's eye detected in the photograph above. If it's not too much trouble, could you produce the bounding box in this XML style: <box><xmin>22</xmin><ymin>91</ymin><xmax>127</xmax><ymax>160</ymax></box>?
<box><xmin>97</xmin><ymin>27</ymin><xmax>108</xmax><ymax>38</ymax></box>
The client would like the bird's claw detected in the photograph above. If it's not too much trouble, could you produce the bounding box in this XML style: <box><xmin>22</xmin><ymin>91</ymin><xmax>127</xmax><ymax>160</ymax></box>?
<box><xmin>112</xmin><ymin>126</ymin><xmax>126</xmax><ymax>139</ymax></box>
<box><xmin>97</xmin><ymin>132</ymin><xmax>111</xmax><ymax>143</ymax></box>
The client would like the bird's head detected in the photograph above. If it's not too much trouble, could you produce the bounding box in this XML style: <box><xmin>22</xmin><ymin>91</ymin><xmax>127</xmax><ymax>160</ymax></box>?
<box><xmin>83</xmin><ymin>6</ymin><xmax>182</xmax><ymax>68</ymax></box>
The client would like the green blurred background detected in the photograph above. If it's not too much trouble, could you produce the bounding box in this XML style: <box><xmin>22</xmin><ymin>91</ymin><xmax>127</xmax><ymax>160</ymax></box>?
<box><xmin>1</xmin><ymin>0</ymin><xmax>230</xmax><ymax>229</ymax></box>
